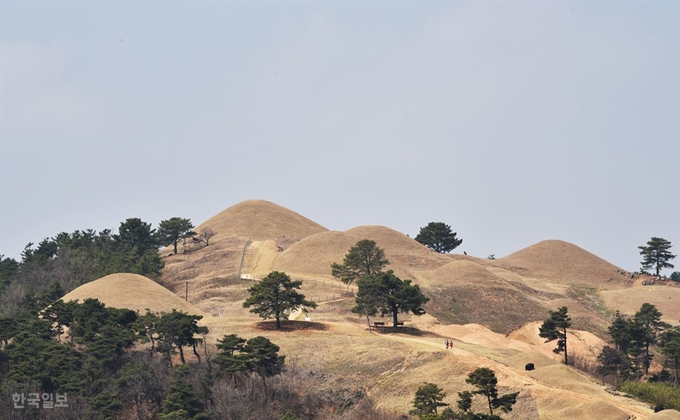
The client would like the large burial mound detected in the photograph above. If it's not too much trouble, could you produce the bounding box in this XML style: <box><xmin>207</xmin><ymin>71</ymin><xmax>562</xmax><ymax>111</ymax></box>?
<box><xmin>61</xmin><ymin>273</ymin><xmax>206</xmax><ymax>316</ymax></box>
<box><xmin>272</xmin><ymin>230</ymin><xmax>362</xmax><ymax>278</ymax></box>
<box><xmin>498</xmin><ymin>240</ymin><xmax>625</xmax><ymax>287</ymax></box>
<box><xmin>345</xmin><ymin>225</ymin><xmax>452</xmax><ymax>272</ymax></box>
<box><xmin>196</xmin><ymin>199</ymin><xmax>327</xmax><ymax>243</ymax></box>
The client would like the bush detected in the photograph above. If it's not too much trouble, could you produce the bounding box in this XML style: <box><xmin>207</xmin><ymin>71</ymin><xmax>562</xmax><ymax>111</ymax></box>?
<box><xmin>670</xmin><ymin>272</ymin><xmax>680</xmax><ymax>283</ymax></box>
<box><xmin>617</xmin><ymin>380</ymin><xmax>680</xmax><ymax>411</ymax></box>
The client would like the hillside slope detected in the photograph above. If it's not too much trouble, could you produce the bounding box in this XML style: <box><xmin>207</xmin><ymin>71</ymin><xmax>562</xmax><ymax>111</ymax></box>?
<box><xmin>423</xmin><ymin>261</ymin><xmax>549</xmax><ymax>333</ymax></box>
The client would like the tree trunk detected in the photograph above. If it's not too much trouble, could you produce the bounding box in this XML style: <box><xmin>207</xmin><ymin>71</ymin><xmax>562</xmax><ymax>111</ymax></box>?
<box><xmin>193</xmin><ymin>342</ymin><xmax>201</xmax><ymax>364</ymax></box>
<box><xmin>173</xmin><ymin>241</ymin><xmax>178</xmax><ymax>255</ymax></box>
<box><xmin>276</xmin><ymin>314</ymin><xmax>281</xmax><ymax>329</ymax></box>
<box><xmin>487</xmin><ymin>395</ymin><xmax>494</xmax><ymax>416</ymax></box>
<box><xmin>392</xmin><ymin>308</ymin><xmax>398</xmax><ymax>329</ymax></box>
<box><xmin>178</xmin><ymin>345</ymin><xmax>186</xmax><ymax>364</ymax></box>
<box><xmin>644</xmin><ymin>344</ymin><xmax>650</xmax><ymax>375</ymax></box>
<box><xmin>563</xmin><ymin>327</ymin><xmax>568</xmax><ymax>365</ymax></box>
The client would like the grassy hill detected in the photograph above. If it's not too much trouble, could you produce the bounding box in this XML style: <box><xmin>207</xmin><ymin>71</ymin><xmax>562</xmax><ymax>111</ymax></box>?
<box><xmin>67</xmin><ymin>200</ymin><xmax>680</xmax><ymax>419</ymax></box>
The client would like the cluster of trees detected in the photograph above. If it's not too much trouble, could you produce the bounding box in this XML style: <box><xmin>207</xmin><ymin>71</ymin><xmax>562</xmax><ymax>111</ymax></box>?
<box><xmin>409</xmin><ymin>368</ymin><xmax>518</xmax><ymax>420</ymax></box>
<box><xmin>537</xmin><ymin>303</ymin><xmax>680</xmax><ymax>388</ymax></box>
<box><xmin>598</xmin><ymin>303</ymin><xmax>680</xmax><ymax>386</ymax></box>
<box><xmin>1</xmin><ymin>298</ymin><xmax>395</xmax><ymax>419</ymax></box>
<box><xmin>0</xmin><ymin>216</ymin><xmax>215</xmax><ymax>318</ymax></box>
<box><xmin>330</xmin><ymin>239</ymin><xmax>430</xmax><ymax>328</ymax></box>
<box><xmin>0</xmin><ymin>298</ymin><xmax>213</xmax><ymax>418</ymax></box>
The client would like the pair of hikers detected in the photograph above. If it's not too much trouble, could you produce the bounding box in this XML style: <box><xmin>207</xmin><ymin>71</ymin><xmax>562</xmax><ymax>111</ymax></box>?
<box><xmin>445</xmin><ymin>339</ymin><xmax>454</xmax><ymax>349</ymax></box>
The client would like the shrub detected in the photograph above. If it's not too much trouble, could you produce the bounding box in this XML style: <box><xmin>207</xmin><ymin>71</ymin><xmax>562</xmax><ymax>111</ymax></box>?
<box><xmin>617</xmin><ymin>380</ymin><xmax>680</xmax><ymax>411</ymax></box>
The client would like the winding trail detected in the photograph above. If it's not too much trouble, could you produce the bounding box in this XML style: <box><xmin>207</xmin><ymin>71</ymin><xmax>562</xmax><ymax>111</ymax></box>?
<box><xmin>332</xmin><ymin>320</ymin><xmax>653</xmax><ymax>420</ymax></box>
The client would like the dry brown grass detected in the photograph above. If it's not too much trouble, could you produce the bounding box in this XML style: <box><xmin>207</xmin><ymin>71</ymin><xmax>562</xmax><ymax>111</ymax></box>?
<box><xmin>271</xmin><ymin>231</ymin><xmax>362</xmax><ymax>278</ymax></box>
<box><xmin>195</xmin><ymin>199</ymin><xmax>327</xmax><ymax>243</ymax></box>
<box><xmin>345</xmin><ymin>225</ymin><xmax>452</xmax><ymax>272</ymax></box>
<box><xmin>94</xmin><ymin>201</ymin><xmax>678</xmax><ymax>419</ymax></box>
<box><xmin>600</xmin><ymin>285</ymin><xmax>680</xmax><ymax>325</ymax></box>
<box><xmin>551</xmin><ymin>400</ymin><xmax>630</xmax><ymax>420</ymax></box>
<box><xmin>425</xmin><ymin>284</ymin><xmax>547</xmax><ymax>334</ymax></box>
<box><xmin>425</xmin><ymin>260</ymin><xmax>514</xmax><ymax>288</ymax></box>
<box><xmin>498</xmin><ymin>240</ymin><xmax>628</xmax><ymax>288</ymax></box>
<box><xmin>60</xmin><ymin>273</ymin><xmax>207</xmax><ymax>316</ymax></box>
<box><xmin>650</xmin><ymin>410</ymin><xmax>680</xmax><ymax>419</ymax></box>
<box><xmin>163</xmin><ymin>235</ymin><xmax>244</xmax><ymax>283</ymax></box>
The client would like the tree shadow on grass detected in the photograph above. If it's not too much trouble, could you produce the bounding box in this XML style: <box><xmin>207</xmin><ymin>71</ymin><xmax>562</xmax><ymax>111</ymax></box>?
<box><xmin>371</xmin><ymin>326</ymin><xmax>440</xmax><ymax>337</ymax></box>
<box><xmin>255</xmin><ymin>320</ymin><xmax>328</xmax><ymax>331</ymax></box>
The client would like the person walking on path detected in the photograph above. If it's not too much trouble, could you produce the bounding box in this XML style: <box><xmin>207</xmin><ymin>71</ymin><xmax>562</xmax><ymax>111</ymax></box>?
<box><xmin>445</xmin><ymin>339</ymin><xmax>449</xmax><ymax>349</ymax></box>
<box><xmin>449</xmin><ymin>339</ymin><xmax>453</xmax><ymax>349</ymax></box>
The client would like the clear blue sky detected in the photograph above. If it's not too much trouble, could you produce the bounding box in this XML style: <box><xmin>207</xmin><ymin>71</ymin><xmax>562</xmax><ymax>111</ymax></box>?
<box><xmin>1</xmin><ymin>1</ymin><xmax>678</xmax><ymax>274</ymax></box>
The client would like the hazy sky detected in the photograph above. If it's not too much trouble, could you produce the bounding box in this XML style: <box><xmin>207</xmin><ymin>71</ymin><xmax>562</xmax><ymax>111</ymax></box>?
<box><xmin>1</xmin><ymin>1</ymin><xmax>678</xmax><ymax>274</ymax></box>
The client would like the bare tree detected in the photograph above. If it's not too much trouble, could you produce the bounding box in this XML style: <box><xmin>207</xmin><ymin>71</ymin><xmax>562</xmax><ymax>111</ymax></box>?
<box><xmin>194</xmin><ymin>228</ymin><xmax>216</xmax><ymax>247</ymax></box>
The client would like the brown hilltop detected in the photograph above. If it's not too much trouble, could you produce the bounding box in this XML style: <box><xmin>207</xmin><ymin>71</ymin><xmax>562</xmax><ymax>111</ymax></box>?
<box><xmin>196</xmin><ymin>199</ymin><xmax>327</xmax><ymax>243</ymax></box>
<box><xmin>498</xmin><ymin>240</ymin><xmax>625</xmax><ymax>287</ymax></box>
<box><xmin>61</xmin><ymin>273</ymin><xmax>207</xmax><ymax>316</ymax></box>
<box><xmin>345</xmin><ymin>225</ymin><xmax>452</xmax><ymax>272</ymax></box>
<box><xmin>271</xmin><ymin>230</ymin><xmax>362</xmax><ymax>278</ymax></box>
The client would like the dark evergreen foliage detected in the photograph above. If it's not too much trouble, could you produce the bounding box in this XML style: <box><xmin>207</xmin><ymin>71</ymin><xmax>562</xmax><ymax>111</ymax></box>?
<box><xmin>639</xmin><ymin>237</ymin><xmax>676</xmax><ymax>276</ymax></box>
<box><xmin>242</xmin><ymin>271</ymin><xmax>317</xmax><ymax>329</ymax></box>
<box><xmin>331</xmin><ymin>239</ymin><xmax>389</xmax><ymax>288</ymax></box>
<box><xmin>415</xmin><ymin>222</ymin><xmax>463</xmax><ymax>254</ymax></box>
<box><xmin>538</xmin><ymin>306</ymin><xmax>571</xmax><ymax>364</ymax></box>
<box><xmin>352</xmin><ymin>270</ymin><xmax>429</xmax><ymax>328</ymax></box>
<box><xmin>410</xmin><ymin>382</ymin><xmax>449</xmax><ymax>416</ymax></box>
<box><xmin>659</xmin><ymin>326</ymin><xmax>680</xmax><ymax>385</ymax></box>
<box><xmin>157</xmin><ymin>217</ymin><xmax>196</xmax><ymax>255</ymax></box>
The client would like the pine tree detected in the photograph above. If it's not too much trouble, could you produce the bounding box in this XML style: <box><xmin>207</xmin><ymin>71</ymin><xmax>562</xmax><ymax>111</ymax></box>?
<box><xmin>414</xmin><ymin>222</ymin><xmax>463</xmax><ymax>253</ymax></box>
<box><xmin>410</xmin><ymin>382</ymin><xmax>449</xmax><ymax>416</ymax></box>
<box><xmin>596</xmin><ymin>346</ymin><xmax>623</xmax><ymax>385</ymax></box>
<box><xmin>639</xmin><ymin>237</ymin><xmax>676</xmax><ymax>276</ymax></box>
<box><xmin>465</xmin><ymin>367</ymin><xmax>519</xmax><ymax>417</ymax></box>
<box><xmin>352</xmin><ymin>270</ymin><xmax>429</xmax><ymax>328</ymax></box>
<box><xmin>634</xmin><ymin>303</ymin><xmax>669</xmax><ymax>375</ymax></box>
<box><xmin>243</xmin><ymin>271</ymin><xmax>316</xmax><ymax>329</ymax></box>
<box><xmin>660</xmin><ymin>327</ymin><xmax>680</xmax><ymax>385</ymax></box>
<box><xmin>157</xmin><ymin>218</ymin><xmax>196</xmax><ymax>255</ymax></box>
<box><xmin>331</xmin><ymin>240</ymin><xmax>389</xmax><ymax>289</ymax></box>
<box><xmin>539</xmin><ymin>307</ymin><xmax>572</xmax><ymax>364</ymax></box>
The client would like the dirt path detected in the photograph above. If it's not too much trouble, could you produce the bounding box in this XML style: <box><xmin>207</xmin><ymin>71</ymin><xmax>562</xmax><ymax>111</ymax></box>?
<box><xmin>331</xmin><ymin>320</ymin><xmax>653</xmax><ymax>420</ymax></box>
